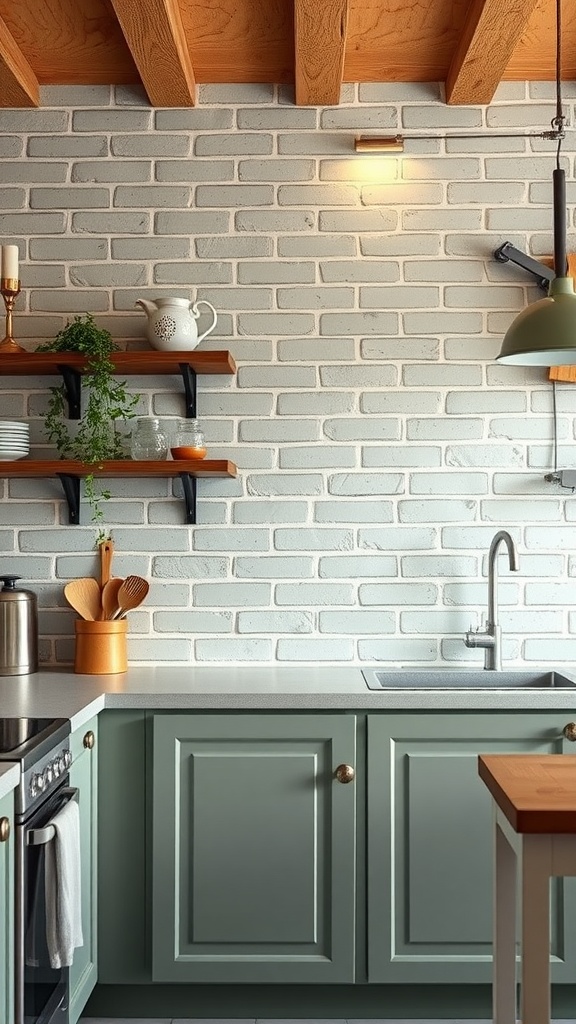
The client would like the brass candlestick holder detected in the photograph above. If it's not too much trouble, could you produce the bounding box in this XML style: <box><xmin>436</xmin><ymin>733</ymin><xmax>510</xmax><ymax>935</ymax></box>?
<box><xmin>0</xmin><ymin>278</ymin><xmax>24</xmax><ymax>353</ymax></box>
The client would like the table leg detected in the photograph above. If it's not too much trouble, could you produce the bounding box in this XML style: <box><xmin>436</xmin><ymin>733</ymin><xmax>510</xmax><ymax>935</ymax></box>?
<box><xmin>494</xmin><ymin>818</ymin><xmax>517</xmax><ymax>1024</ymax></box>
<box><xmin>521</xmin><ymin>835</ymin><xmax>552</xmax><ymax>1024</ymax></box>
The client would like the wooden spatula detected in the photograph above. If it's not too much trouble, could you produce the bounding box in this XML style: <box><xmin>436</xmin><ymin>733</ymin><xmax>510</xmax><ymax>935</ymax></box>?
<box><xmin>64</xmin><ymin>578</ymin><xmax>102</xmax><ymax>621</ymax></box>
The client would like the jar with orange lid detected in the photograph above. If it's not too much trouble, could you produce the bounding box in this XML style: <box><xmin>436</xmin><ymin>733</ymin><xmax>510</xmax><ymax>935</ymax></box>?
<box><xmin>170</xmin><ymin>419</ymin><xmax>207</xmax><ymax>460</ymax></box>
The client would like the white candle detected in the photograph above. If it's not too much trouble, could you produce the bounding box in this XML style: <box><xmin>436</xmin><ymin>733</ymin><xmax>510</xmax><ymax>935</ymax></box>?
<box><xmin>1</xmin><ymin>245</ymin><xmax>18</xmax><ymax>280</ymax></box>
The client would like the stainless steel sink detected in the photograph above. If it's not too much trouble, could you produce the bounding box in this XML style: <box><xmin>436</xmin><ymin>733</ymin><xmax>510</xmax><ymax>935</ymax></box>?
<box><xmin>363</xmin><ymin>669</ymin><xmax>576</xmax><ymax>690</ymax></box>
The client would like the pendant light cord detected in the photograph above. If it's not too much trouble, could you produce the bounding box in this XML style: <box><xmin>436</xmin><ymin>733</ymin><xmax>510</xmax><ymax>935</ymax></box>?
<box><xmin>553</xmin><ymin>0</ymin><xmax>566</xmax><ymax>169</ymax></box>
<box><xmin>552</xmin><ymin>0</ymin><xmax>568</xmax><ymax>276</ymax></box>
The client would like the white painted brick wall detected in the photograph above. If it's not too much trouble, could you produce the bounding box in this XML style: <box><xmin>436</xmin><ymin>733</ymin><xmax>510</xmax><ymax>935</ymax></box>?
<box><xmin>0</xmin><ymin>81</ymin><xmax>575</xmax><ymax>667</ymax></box>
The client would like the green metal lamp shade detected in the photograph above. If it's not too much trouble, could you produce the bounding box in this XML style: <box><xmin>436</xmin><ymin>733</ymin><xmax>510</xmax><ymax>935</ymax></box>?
<box><xmin>497</xmin><ymin>276</ymin><xmax>576</xmax><ymax>365</ymax></box>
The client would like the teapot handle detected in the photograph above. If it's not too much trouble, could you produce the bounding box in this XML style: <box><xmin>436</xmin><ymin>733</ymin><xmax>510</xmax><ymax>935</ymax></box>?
<box><xmin>191</xmin><ymin>301</ymin><xmax>217</xmax><ymax>343</ymax></box>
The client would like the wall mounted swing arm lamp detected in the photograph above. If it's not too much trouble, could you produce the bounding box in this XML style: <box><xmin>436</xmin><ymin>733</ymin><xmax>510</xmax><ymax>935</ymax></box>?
<box><xmin>354</xmin><ymin>135</ymin><xmax>404</xmax><ymax>151</ymax></box>
<box><xmin>354</xmin><ymin>0</ymin><xmax>576</xmax><ymax>366</ymax></box>
<box><xmin>496</xmin><ymin>0</ymin><xmax>576</xmax><ymax>366</ymax></box>
<box><xmin>353</xmin><ymin>128</ymin><xmax>564</xmax><ymax>153</ymax></box>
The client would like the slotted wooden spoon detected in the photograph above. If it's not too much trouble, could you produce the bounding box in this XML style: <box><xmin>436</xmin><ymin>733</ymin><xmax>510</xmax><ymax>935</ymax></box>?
<box><xmin>111</xmin><ymin>575</ymin><xmax>150</xmax><ymax>619</ymax></box>
<box><xmin>64</xmin><ymin>577</ymin><xmax>102</xmax><ymax>621</ymax></box>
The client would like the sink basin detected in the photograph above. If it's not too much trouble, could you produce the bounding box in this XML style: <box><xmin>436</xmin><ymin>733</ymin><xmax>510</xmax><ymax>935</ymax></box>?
<box><xmin>363</xmin><ymin>669</ymin><xmax>576</xmax><ymax>690</ymax></box>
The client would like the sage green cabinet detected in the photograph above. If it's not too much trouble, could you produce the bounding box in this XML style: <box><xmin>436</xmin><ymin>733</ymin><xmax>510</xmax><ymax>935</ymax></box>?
<box><xmin>69</xmin><ymin>718</ymin><xmax>98</xmax><ymax>1024</ymax></box>
<box><xmin>367</xmin><ymin>711</ymin><xmax>576</xmax><ymax>984</ymax></box>
<box><xmin>0</xmin><ymin>788</ymin><xmax>14</xmax><ymax>1024</ymax></box>
<box><xmin>151</xmin><ymin>713</ymin><xmax>357</xmax><ymax>983</ymax></box>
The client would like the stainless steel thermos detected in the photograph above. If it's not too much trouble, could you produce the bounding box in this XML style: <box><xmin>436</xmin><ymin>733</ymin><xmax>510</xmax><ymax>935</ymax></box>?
<box><xmin>0</xmin><ymin>575</ymin><xmax>38</xmax><ymax>675</ymax></box>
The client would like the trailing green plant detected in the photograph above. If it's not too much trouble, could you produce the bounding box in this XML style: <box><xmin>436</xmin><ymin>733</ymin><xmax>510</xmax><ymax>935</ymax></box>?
<box><xmin>37</xmin><ymin>313</ymin><xmax>140</xmax><ymax>538</ymax></box>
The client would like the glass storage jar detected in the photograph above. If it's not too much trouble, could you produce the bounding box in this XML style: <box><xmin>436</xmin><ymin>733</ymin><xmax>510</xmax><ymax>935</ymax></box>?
<box><xmin>130</xmin><ymin>417</ymin><xmax>169</xmax><ymax>460</ymax></box>
<box><xmin>171</xmin><ymin>419</ymin><xmax>207</xmax><ymax>460</ymax></box>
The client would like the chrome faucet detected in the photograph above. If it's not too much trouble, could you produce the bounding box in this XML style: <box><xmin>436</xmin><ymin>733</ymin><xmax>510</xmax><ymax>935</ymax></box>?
<box><xmin>464</xmin><ymin>530</ymin><xmax>519</xmax><ymax>670</ymax></box>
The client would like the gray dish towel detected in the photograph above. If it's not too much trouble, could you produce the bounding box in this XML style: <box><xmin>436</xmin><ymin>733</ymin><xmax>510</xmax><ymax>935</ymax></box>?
<box><xmin>44</xmin><ymin>798</ymin><xmax>83</xmax><ymax>969</ymax></box>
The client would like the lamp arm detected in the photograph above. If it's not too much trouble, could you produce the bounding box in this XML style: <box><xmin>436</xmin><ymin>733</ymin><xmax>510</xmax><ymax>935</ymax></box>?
<box><xmin>493</xmin><ymin>242</ymin><xmax>556</xmax><ymax>292</ymax></box>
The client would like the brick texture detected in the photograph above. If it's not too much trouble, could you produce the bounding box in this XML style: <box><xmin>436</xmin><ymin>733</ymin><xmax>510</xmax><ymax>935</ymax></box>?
<box><xmin>0</xmin><ymin>83</ymin><xmax>573</xmax><ymax>667</ymax></box>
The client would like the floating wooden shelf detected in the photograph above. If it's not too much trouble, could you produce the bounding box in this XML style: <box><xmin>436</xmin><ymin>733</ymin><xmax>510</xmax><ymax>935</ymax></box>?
<box><xmin>0</xmin><ymin>350</ymin><xmax>237</xmax><ymax>375</ymax></box>
<box><xmin>0</xmin><ymin>350</ymin><xmax>238</xmax><ymax>524</ymax></box>
<box><xmin>0</xmin><ymin>459</ymin><xmax>237</xmax><ymax>525</ymax></box>
<box><xmin>549</xmin><ymin>365</ymin><xmax>576</xmax><ymax>383</ymax></box>
<box><xmin>0</xmin><ymin>349</ymin><xmax>236</xmax><ymax>419</ymax></box>
<box><xmin>0</xmin><ymin>459</ymin><xmax>237</xmax><ymax>478</ymax></box>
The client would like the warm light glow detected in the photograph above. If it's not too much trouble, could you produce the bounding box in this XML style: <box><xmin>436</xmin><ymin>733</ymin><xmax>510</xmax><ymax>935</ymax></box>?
<box><xmin>354</xmin><ymin>135</ymin><xmax>404</xmax><ymax>153</ymax></box>
<box><xmin>350</xmin><ymin>156</ymin><xmax>400</xmax><ymax>183</ymax></box>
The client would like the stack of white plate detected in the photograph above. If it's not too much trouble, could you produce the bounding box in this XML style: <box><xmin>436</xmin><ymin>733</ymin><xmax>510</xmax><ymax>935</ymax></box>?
<box><xmin>0</xmin><ymin>420</ymin><xmax>30</xmax><ymax>460</ymax></box>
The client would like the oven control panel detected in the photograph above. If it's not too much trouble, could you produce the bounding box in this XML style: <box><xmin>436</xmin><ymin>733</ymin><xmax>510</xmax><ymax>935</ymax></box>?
<box><xmin>16</xmin><ymin>741</ymin><xmax>72</xmax><ymax>817</ymax></box>
<box><xmin>29</xmin><ymin>747</ymin><xmax>72</xmax><ymax>798</ymax></box>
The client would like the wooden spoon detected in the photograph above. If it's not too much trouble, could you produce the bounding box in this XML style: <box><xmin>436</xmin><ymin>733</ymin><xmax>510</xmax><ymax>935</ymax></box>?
<box><xmin>64</xmin><ymin>578</ymin><xmax>102</xmax><ymax>621</ymax></box>
<box><xmin>101</xmin><ymin>577</ymin><xmax>124</xmax><ymax>620</ymax></box>
<box><xmin>111</xmin><ymin>575</ymin><xmax>150</xmax><ymax>619</ymax></box>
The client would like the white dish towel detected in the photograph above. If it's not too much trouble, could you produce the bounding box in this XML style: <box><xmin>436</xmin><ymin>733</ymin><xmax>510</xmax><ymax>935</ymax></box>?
<box><xmin>44</xmin><ymin>797</ymin><xmax>83</xmax><ymax>969</ymax></box>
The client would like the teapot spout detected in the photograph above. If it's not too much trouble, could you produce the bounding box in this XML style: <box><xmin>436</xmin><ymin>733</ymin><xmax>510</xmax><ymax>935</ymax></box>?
<box><xmin>135</xmin><ymin>298</ymin><xmax>157</xmax><ymax>315</ymax></box>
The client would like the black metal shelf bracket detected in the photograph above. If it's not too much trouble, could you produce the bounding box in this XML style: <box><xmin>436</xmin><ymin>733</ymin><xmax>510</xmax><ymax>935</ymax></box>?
<box><xmin>179</xmin><ymin>472</ymin><xmax>197</xmax><ymax>524</ymax></box>
<box><xmin>57</xmin><ymin>472</ymin><xmax>81</xmax><ymax>524</ymax></box>
<box><xmin>179</xmin><ymin>363</ymin><xmax>197</xmax><ymax>419</ymax></box>
<box><xmin>57</xmin><ymin>364</ymin><xmax>82</xmax><ymax>419</ymax></box>
<box><xmin>494</xmin><ymin>241</ymin><xmax>556</xmax><ymax>292</ymax></box>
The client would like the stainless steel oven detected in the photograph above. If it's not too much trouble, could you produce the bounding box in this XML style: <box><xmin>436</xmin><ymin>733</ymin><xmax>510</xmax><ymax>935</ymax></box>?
<box><xmin>0</xmin><ymin>718</ymin><xmax>72</xmax><ymax>1024</ymax></box>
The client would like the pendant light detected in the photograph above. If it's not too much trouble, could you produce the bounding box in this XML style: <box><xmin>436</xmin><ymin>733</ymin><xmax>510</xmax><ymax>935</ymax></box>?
<box><xmin>496</xmin><ymin>0</ymin><xmax>576</xmax><ymax>365</ymax></box>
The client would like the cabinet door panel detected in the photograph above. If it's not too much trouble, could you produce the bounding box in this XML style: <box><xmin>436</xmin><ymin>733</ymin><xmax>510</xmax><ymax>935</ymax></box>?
<box><xmin>190</xmin><ymin>750</ymin><xmax>317</xmax><ymax>943</ymax></box>
<box><xmin>367</xmin><ymin>712</ymin><xmax>576</xmax><ymax>984</ymax></box>
<box><xmin>152</xmin><ymin>713</ymin><xmax>356</xmax><ymax>983</ymax></box>
<box><xmin>407</xmin><ymin>750</ymin><xmax>492</xmax><ymax>944</ymax></box>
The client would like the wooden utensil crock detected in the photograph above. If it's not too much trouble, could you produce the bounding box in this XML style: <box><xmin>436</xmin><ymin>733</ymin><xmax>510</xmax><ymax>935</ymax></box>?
<box><xmin>74</xmin><ymin>617</ymin><xmax>127</xmax><ymax>674</ymax></box>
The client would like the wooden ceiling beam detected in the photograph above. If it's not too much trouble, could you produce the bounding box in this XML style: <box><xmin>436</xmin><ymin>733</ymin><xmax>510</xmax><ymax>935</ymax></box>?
<box><xmin>108</xmin><ymin>0</ymin><xmax>196</xmax><ymax>107</ymax></box>
<box><xmin>294</xmin><ymin>0</ymin><xmax>349</xmax><ymax>106</ymax></box>
<box><xmin>0</xmin><ymin>15</ymin><xmax>39</xmax><ymax>107</ymax></box>
<box><xmin>446</xmin><ymin>0</ymin><xmax>540</xmax><ymax>105</ymax></box>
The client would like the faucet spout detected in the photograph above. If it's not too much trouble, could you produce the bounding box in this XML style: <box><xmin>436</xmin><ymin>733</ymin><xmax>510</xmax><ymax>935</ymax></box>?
<box><xmin>487</xmin><ymin>529</ymin><xmax>518</xmax><ymax>631</ymax></box>
<box><xmin>464</xmin><ymin>529</ymin><xmax>519</xmax><ymax>670</ymax></box>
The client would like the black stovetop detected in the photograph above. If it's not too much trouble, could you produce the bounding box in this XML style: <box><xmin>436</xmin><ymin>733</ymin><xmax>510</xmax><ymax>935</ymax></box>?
<box><xmin>0</xmin><ymin>718</ymin><xmax>69</xmax><ymax>756</ymax></box>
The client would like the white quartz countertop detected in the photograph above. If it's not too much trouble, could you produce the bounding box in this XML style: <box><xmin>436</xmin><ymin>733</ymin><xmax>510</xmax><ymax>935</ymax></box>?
<box><xmin>1</xmin><ymin>665</ymin><xmax>576</xmax><ymax>735</ymax></box>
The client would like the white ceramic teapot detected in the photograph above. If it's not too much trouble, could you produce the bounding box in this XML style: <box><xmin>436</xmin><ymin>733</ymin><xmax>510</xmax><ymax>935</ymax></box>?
<box><xmin>135</xmin><ymin>297</ymin><xmax>218</xmax><ymax>351</ymax></box>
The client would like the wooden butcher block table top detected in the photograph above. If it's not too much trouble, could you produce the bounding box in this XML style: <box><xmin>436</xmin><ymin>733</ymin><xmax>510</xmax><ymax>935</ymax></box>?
<box><xmin>478</xmin><ymin>754</ymin><xmax>576</xmax><ymax>834</ymax></box>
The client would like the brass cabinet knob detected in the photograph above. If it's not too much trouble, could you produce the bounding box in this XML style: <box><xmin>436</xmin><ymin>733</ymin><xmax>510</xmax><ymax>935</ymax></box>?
<box><xmin>0</xmin><ymin>816</ymin><xmax>10</xmax><ymax>842</ymax></box>
<box><xmin>334</xmin><ymin>763</ymin><xmax>355</xmax><ymax>784</ymax></box>
<box><xmin>83</xmin><ymin>730</ymin><xmax>95</xmax><ymax>750</ymax></box>
<box><xmin>564</xmin><ymin>722</ymin><xmax>576</xmax><ymax>742</ymax></box>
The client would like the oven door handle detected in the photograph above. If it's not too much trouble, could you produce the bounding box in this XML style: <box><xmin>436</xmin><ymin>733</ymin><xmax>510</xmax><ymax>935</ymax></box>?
<box><xmin>26</xmin><ymin>787</ymin><xmax>79</xmax><ymax>847</ymax></box>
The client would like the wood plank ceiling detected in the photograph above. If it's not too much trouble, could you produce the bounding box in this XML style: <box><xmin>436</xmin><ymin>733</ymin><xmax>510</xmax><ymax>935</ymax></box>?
<box><xmin>0</xmin><ymin>0</ymin><xmax>574</xmax><ymax>109</ymax></box>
